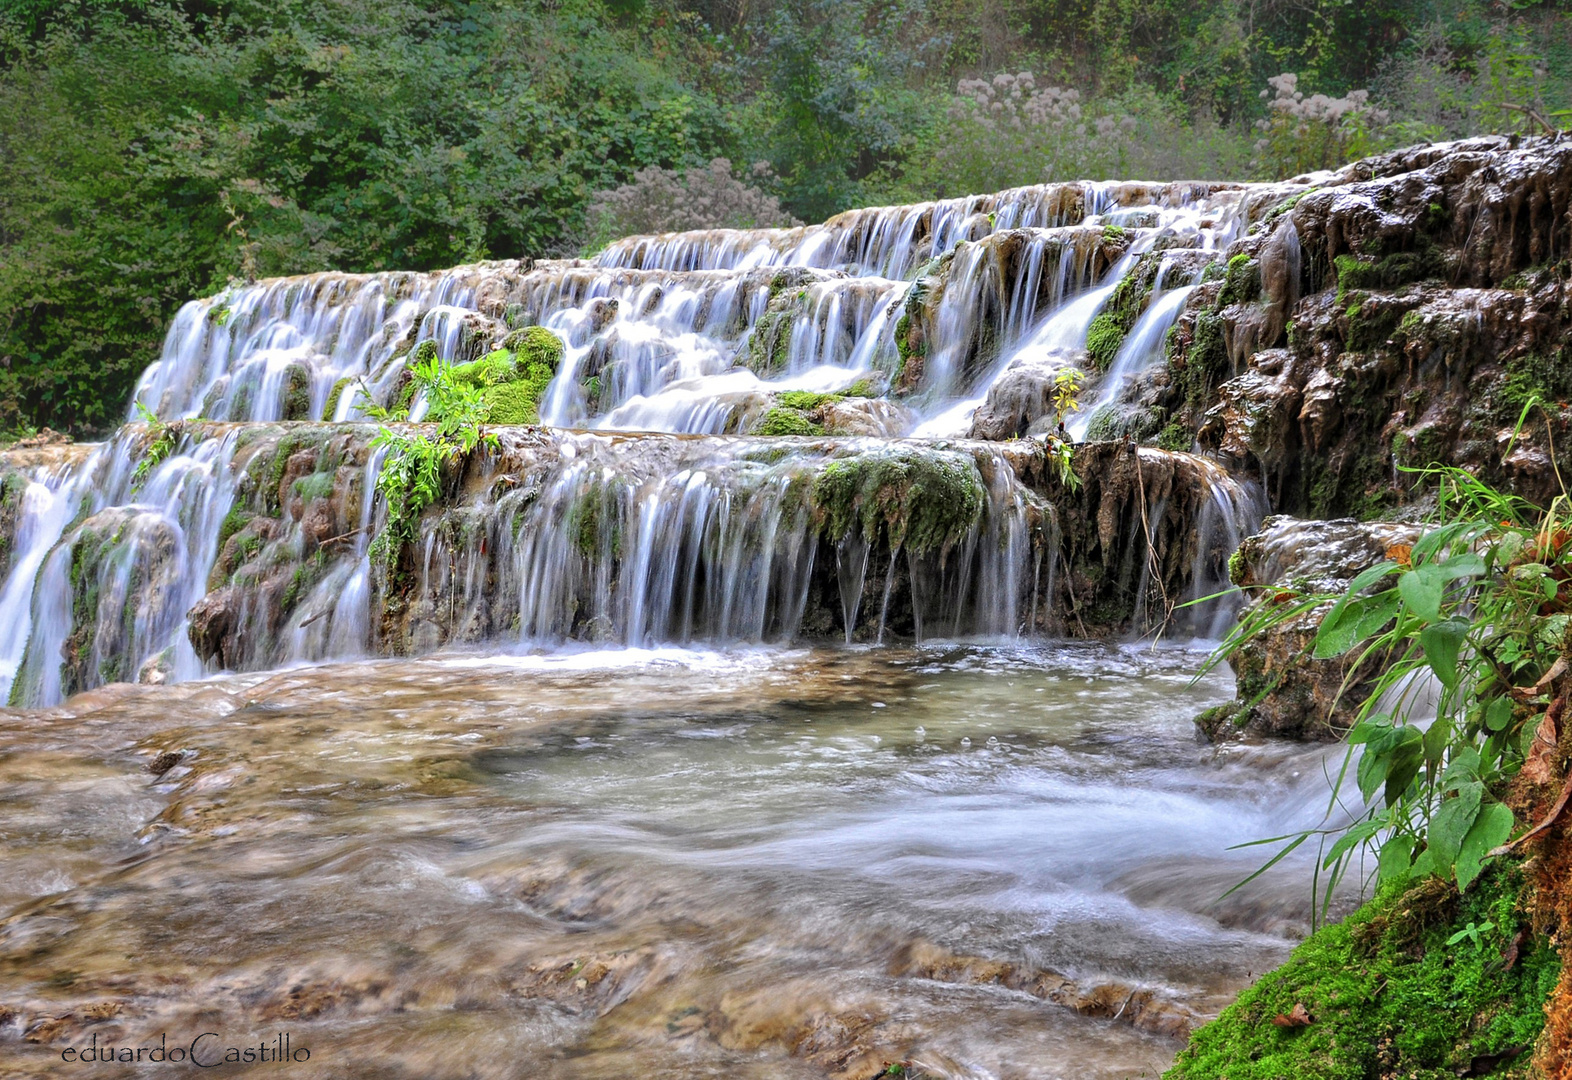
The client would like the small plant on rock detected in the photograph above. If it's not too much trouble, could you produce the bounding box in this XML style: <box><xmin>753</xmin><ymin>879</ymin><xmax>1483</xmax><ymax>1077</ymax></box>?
<box><xmin>369</xmin><ymin>350</ymin><xmax>497</xmax><ymax>576</ymax></box>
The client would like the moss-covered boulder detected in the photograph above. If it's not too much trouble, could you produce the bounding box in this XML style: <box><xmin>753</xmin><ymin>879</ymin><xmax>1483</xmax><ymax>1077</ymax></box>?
<box><xmin>813</xmin><ymin>445</ymin><xmax>986</xmax><ymax>553</ymax></box>
<box><xmin>1168</xmin><ymin>867</ymin><xmax>1559</xmax><ymax>1080</ymax></box>
<box><xmin>450</xmin><ymin>326</ymin><xmax>564</xmax><ymax>425</ymax></box>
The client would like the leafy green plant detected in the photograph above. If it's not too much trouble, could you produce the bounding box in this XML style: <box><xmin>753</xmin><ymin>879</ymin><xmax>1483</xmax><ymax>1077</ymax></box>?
<box><xmin>1445</xmin><ymin>918</ymin><xmax>1496</xmax><ymax>949</ymax></box>
<box><xmin>1042</xmin><ymin>366</ymin><xmax>1086</xmax><ymax>491</ymax></box>
<box><xmin>1050</xmin><ymin>367</ymin><xmax>1085</xmax><ymax>430</ymax></box>
<box><xmin>370</xmin><ymin>350</ymin><xmax>497</xmax><ymax>575</ymax></box>
<box><xmin>1207</xmin><ymin>405</ymin><xmax>1570</xmax><ymax>911</ymax></box>
<box><xmin>131</xmin><ymin>401</ymin><xmax>177</xmax><ymax>491</ymax></box>
<box><xmin>1046</xmin><ymin>436</ymin><xmax>1079</xmax><ymax>492</ymax></box>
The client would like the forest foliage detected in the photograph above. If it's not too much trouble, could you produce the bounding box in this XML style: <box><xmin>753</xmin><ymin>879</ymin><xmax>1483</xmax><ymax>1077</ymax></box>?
<box><xmin>0</xmin><ymin>0</ymin><xmax>1568</xmax><ymax>434</ymax></box>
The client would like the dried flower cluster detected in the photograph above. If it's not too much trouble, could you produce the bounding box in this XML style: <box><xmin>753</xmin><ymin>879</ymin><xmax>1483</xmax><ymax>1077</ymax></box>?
<box><xmin>1256</xmin><ymin>73</ymin><xmax>1389</xmax><ymax>139</ymax></box>
<box><xmin>585</xmin><ymin>159</ymin><xmax>800</xmax><ymax>246</ymax></box>
<box><xmin>1252</xmin><ymin>73</ymin><xmax>1388</xmax><ymax>178</ymax></box>
<box><xmin>914</xmin><ymin>71</ymin><xmax>1175</xmax><ymax>193</ymax></box>
<box><xmin>951</xmin><ymin>73</ymin><xmax>1085</xmax><ymax>132</ymax></box>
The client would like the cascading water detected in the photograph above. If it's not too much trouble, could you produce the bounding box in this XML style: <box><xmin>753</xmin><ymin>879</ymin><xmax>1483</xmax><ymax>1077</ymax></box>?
<box><xmin>0</xmin><ymin>176</ymin><xmax>1314</xmax><ymax>707</ymax></box>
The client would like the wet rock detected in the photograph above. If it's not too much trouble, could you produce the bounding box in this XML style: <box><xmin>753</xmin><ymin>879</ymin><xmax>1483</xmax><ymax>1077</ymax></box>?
<box><xmin>1143</xmin><ymin>135</ymin><xmax>1572</xmax><ymax>517</ymax></box>
<box><xmin>967</xmin><ymin>349</ymin><xmax>1085</xmax><ymax>440</ymax></box>
<box><xmin>135</xmin><ymin>650</ymin><xmax>173</xmax><ymax>687</ymax></box>
<box><xmin>10</xmin><ymin>428</ymin><xmax>72</xmax><ymax>449</ymax></box>
<box><xmin>1203</xmin><ymin>515</ymin><xmax>1419</xmax><ymax>742</ymax></box>
<box><xmin>887</xmin><ymin>938</ymin><xmax>1204</xmax><ymax>1039</ymax></box>
<box><xmin>187</xmin><ymin>586</ymin><xmax>240</xmax><ymax>668</ymax></box>
<box><xmin>817</xmin><ymin>398</ymin><xmax>914</xmax><ymax>438</ymax></box>
<box><xmin>146</xmin><ymin>750</ymin><xmax>184</xmax><ymax>775</ymax></box>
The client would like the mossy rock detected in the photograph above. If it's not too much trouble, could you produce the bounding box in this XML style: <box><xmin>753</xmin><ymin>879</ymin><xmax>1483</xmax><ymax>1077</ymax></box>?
<box><xmin>484</xmin><ymin>372</ymin><xmax>554</xmax><ymax>425</ymax></box>
<box><xmin>1219</xmin><ymin>254</ymin><xmax>1261</xmax><ymax>306</ymax></box>
<box><xmin>1180</xmin><ymin>310</ymin><xmax>1230</xmax><ymax>406</ymax></box>
<box><xmin>1157</xmin><ymin>422</ymin><xmax>1192</xmax><ymax>451</ymax></box>
<box><xmin>444</xmin><ymin>328</ymin><xmax>564</xmax><ymax>426</ymax></box>
<box><xmin>281</xmin><ymin>362</ymin><xmax>314</xmax><ymax>421</ymax></box>
<box><xmin>813</xmin><ymin>447</ymin><xmax>985</xmax><ymax>553</ymax></box>
<box><xmin>291</xmin><ymin>471</ymin><xmax>337</xmax><ymax>504</ymax></box>
<box><xmin>1493</xmin><ymin>349</ymin><xmax>1572</xmax><ymax>421</ymax></box>
<box><xmin>1168</xmin><ymin>864</ymin><xmax>1559</xmax><ymax>1080</ymax></box>
<box><xmin>1334</xmin><ymin>246</ymin><xmax>1444</xmax><ymax>301</ymax></box>
<box><xmin>500</xmin><ymin>325</ymin><xmax>565</xmax><ymax>369</ymax></box>
<box><xmin>452</xmin><ymin>348</ymin><xmax>520</xmax><ymax>389</ymax></box>
<box><xmin>323</xmin><ymin>377</ymin><xmax>353</xmax><ymax>420</ymax></box>
<box><xmin>1086</xmin><ymin>312</ymin><xmax>1125</xmax><ymax>372</ymax></box>
<box><xmin>1086</xmin><ymin>250</ymin><xmax>1167</xmax><ymax>373</ymax></box>
<box><xmin>759</xmin><ymin>407</ymin><xmax>823</xmax><ymax>436</ymax></box>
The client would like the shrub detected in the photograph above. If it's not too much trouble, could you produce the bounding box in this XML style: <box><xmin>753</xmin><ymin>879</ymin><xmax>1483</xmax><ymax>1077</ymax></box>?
<box><xmin>1251</xmin><ymin>73</ymin><xmax>1389</xmax><ymax>179</ymax></box>
<box><xmin>1209</xmin><ymin>437</ymin><xmax>1571</xmax><ymax>906</ymax></box>
<box><xmin>584</xmin><ymin>158</ymin><xmax>801</xmax><ymax>250</ymax></box>
<box><xmin>895</xmin><ymin>73</ymin><xmax>1253</xmax><ymax>196</ymax></box>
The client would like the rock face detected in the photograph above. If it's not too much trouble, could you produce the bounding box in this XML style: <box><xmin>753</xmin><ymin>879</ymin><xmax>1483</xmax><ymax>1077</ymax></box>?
<box><xmin>1116</xmin><ymin>135</ymin><xmax>1572</xmax><ymax>519</ymax></box>
<box><xmin>1199</xmin><ymin>516</ymin><xmax>1419</xmax><ymax>742</ymax></box>
<box><xmin>967</xmin><ymin>349</ymin><xmax>1085</xmax><ymax>440</ymax></box>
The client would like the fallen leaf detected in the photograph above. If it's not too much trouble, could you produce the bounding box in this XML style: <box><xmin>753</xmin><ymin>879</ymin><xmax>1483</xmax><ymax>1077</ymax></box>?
<box><xmin>1521</xmin><ymin>697</ymin><xmax>1562</xmax><ymax>786</ymax></box>
<box><xmin>1492</xmin><ymin>766</ymin><xmax>1572</xmax><ymax>857</ymax></box>
<box><xmin>1500</xmin><ymin>930</ymin><xmax>1524</xmax><ymax>972</ymax></box>
<box><xmin>1271</xmin><ymin>1002</ymin><xmax>1313</xmax><ymax>1027</ymax></box>
<box><xmin>1455</xmin><ymin>1043</ymin><xmax>1528</xmax><ymax>1076</ymax></box>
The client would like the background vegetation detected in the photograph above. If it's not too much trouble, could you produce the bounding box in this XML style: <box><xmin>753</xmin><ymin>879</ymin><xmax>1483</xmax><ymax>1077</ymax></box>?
<box><xmin>1</xmin><ymin>0</ymin><xmax>1568</xmax><ymax>435</ymax></box>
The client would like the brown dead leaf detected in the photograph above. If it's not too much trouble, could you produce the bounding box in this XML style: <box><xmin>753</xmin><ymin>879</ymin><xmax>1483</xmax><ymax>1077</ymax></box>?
<box><xmin>1271</xmin><ymin>1002</ymin><xmax>1313</xmax><ymax>1028</ymax></box>
<box><xmin>1522</xmin><ymin>699</ymin><xmax>1562</xmax><ymax>786</ymax></box>
<box><xmin>1500</xmin><ymin>930</ymin><xmax>1525</xmax><ymax>972</ymax></box>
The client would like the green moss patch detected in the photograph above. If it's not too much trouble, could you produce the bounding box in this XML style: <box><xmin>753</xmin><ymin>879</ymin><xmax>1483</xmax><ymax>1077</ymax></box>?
<box><xmin>1169</xmin><ymin>865</ymin><xmax>1559</xmax><ymax>1080</ymax></box>
<box><xmin>814</xmin><ymin>447</ymin><xmax>985</xmax><ymax>553</ymax></box>
<box><xmin>1334</xmin><ymin>246</ymin><xmax>1444</xmax><ymax>302</ymax></box>
<box><xmin>323</xmin><ymin>377</ymin><xmax>352</xmax><ymax>419</ymax></box>
<box><xmin>448</xmin><ymin>327</ymin><xmax>564</xmax><ymax>426</ymax></box>
<box><xmin>759</xmin><ymin>407</ymin><xmax>824</xmax><ymax>436</ymax></box>
<box><xmin>1219</xmin><ymin>253</ymin><xmax>1261</xmax><ymax>306</ymax></box>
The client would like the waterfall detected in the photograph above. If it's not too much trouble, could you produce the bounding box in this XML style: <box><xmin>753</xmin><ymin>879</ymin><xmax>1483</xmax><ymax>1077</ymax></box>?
<box><xmin>0</xmin><ymin>175</ymin><xmax>1309</xmax><ymax>706</ymax></box>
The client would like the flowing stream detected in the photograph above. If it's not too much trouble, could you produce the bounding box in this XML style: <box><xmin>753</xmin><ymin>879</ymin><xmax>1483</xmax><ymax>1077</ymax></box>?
<box><xmin>0</xmin><ymin>643</ymin><xmax>1341</xmax><ymax>1078</ymax></box>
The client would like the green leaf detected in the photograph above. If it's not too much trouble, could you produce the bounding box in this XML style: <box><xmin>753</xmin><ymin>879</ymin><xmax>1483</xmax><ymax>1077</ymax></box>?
<box><xmin>1455</xmin><ymin>801</ymin><xmax>1514</xmax><ymax>891</ymax></box>
<box><xmin>1412</xmin><ymin>522</ymin><xmax>1470</xmax><ymax>563</ymax></box>
<box><xmin>1347</xmin><ymin>713</ymin><xmax>1391</xmax><ymax>745</ymax></box>
<box><xmin>1442</xmin><ymin>748</ymin><xmax>1483</xmax><ymax>789</ymax></box>
<box><xmin>1485</xmin><ymin>697</ymin><xmax>1514</xmax><ymax>733</ymax></box>
<box><xmin>1377</xmin><ymin>834</ymin><xmax>1414</xmax><ymax>885</ymax></box>
<box><xmin>1423</xmin><ymin>717</ymin><xmax>1454</xmax><ymax>769</ymax></box>
<box><xmin>1323</xmin><ymin>817</ymin><xmax>1383</xmax><ymax>869</ymax></box>
<box><xmin>1344</xmin><ymin>560</ymin><xmax>1401</xmax><ymax>594</ymax></box>
<box><xmin>1313</xmin><ymin>595</ymin><xmax>1360</xmax><ymax>658</ymax></box>
<box><xmin>1398</xmin><ymin>563</ymin><xmax>1445</xmax><ymax>622</ymax></box>
<box><xmin>1427</xmin><ymin>781</ymin><xmax>1483</xmax><ymax>873</ymax></box>
<box><xmin>1352</xmin><ymin>589</ymin><xmax>1403</xmax><ymax>642</ymax></box>
<box><xmin>1383</xmin><ymin>728</ymin><xmax>1425</xmax><ymax>808</ymax></box>
<box><xmin>1357</xmin><ymin>743</ymin><xmax>1389</xmax><ymax>804</ymax></box>
<box><xmin>1437</xmin><ymin>552</ymin><xmax>1486</xmax><ymax>581</ymax></box>
<box><xmin>1315</xmin><ymin>590</ymin><xmax>1400</xmax><ymax>658</ymax></box>
<box><xmin>1419</xmin><ymin>617</ymin><xmax>1469</xmax><ymax>687</ymax></box>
